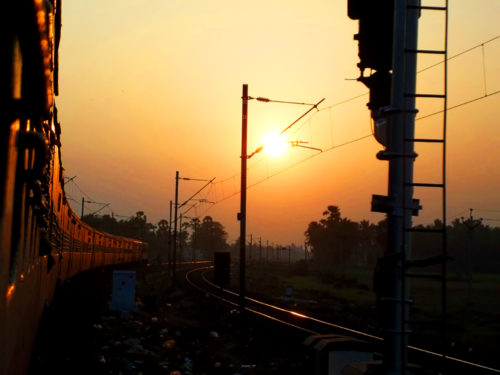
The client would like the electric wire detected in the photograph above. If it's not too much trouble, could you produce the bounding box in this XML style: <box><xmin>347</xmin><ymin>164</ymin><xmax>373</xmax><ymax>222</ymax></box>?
<box><xmin>178</xmin><ymin>177</ymin><xmax>216</xmax><ymax>209</ymax></box>
<box><xmin>66</xmin><ymin>38</ymin><xmax>499</xmax><ymax>225</ymax></box>
<box><xmin>482</xmin><ymin>43</ymin><xmax>488</xmax><ymax>96</ymax></box>
<box><xmin>417</xmin><ymin>35</ymin><xmax>499</xmax><ymax>74</ymax></box>
<box><xmin>204</xmin><ymin>134</ymin><xmax>373</xmax><ymax>213</ymax></box>
<box><xmin>416</xmin><ymin>90</ymin><xmax>500</xmax><ymax>121</ymax></box>
<box><xmin>207</xmin><ymin>85</ymin><xmax>498</xmax><ymax>211</ymax></box>
<box><xmin>316</xmin><ymin>35</ymin><xmax>500</xmax><ymax>113</ymax></box>
<box><xmin>248</xmin><ymin>97</ymin><xmax>317</xmax><ymax>106</ymax></box>
<box><xmin>207</xmin><ymin>35</ymin><xmax>499</xmax><ymax>208</ymax></box>
<box><xmin>66</xmin><ymin>178</ymin><xmax>96</xmax><ymax>201</ymax></box>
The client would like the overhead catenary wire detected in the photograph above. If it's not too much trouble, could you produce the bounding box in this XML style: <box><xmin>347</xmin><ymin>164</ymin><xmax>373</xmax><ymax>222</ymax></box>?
<box><xmin>416</xmin><ymin>90</ymin><xmax>500</xmax><ymax>121</ymax></box>
<box><xmin>69</xmin><ymin>37</ymin><xmax>500</xmax><ymax>225</ymax></box>
<box><xmin>211</xmin><ymin>35</ymin><xmax>499</xmax><ymax>201</ymax></box>
<box><xmin>206</xmin><ymin>80</ymin><xmax>497</xmax><ymax>211</ymax></box>
<box><xmin>66</xmin><ymin>178</ymin><xmax>96</xmax><ymax>202</ymax></box>
<box><xmin>180</xmin><ymin>177</ymin><xmax>212</xmax><ymax>182</ymax></box>
<box><xmin>179</xmin><ymin>177</ymin><xmax>216</xmax><ymax>209</ymax></box>
<box><xmin>89</xmin><ymin>203</ymin><xmax>111</xmax><ymax>216</ymax></box>
<box><xmin>279</xmin><ymin>98</ymin><xmax>325</xmax><ymax>135</ymax></box>
<box><xmin>316</xmin><ymin>35</ymin><xmax>500</xmax><ymax>113</ymax></box>
<box><xmin>65</xmin><ymin>176</ymin><xmax>134</xmax><ymax>221</ymax></box>
<box><xmin>248</xmin><ymin>97</ymin><xmax>318</xmax><ymax>106</ymax></box>
<box><xmin>417</xmin><ymin>35</ymin><xmax>499</xmax><ymax>74</ymax></box>
<box><xmin>66</xmin><ymin>196</ymin><xmax>79</xmax><ymax>204</ymax></box>
<box><xmin>202</xmin><ymin>134</ymin><xmax>373</xmax><ymax>214</ymax></box>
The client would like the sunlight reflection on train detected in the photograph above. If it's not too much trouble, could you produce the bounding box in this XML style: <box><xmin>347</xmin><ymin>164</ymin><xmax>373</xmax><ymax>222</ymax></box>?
<box><xmin>6</xmin><ymin>284</ymin><xmax>15</xmax><ymax>302</ymax></box>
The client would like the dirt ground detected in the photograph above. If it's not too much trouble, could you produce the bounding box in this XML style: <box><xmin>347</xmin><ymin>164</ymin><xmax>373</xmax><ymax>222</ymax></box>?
<box><xmin>29</xmin><ymin>263</ymin><xmax>312</xmax><ymax>375</ymax></box>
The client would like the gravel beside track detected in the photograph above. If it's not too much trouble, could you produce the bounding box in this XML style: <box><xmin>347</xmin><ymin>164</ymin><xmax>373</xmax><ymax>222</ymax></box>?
<box><xmin>29</xmin><ymin>262</ymin><xmax>311</xmax><ymax>375</ymax></box>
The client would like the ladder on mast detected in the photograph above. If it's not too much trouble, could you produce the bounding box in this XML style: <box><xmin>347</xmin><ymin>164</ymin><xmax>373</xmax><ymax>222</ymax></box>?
<box><xmin>402</xmin><ymin>0</ymin><xmax>449</xmax><ymax>371</ymax></box>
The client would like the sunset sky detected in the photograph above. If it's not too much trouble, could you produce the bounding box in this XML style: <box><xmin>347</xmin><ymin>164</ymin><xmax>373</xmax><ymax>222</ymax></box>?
<box><xmin>57</xmin><ymin>0</ymin><xmax>499</xmax><ymax>246</ymax></box>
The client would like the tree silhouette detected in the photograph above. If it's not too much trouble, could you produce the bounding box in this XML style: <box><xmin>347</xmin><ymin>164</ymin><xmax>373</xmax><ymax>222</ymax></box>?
<box><xmin>305</xmin><ymin>206</ymin><xmax>359</xmax><ymax>268</ymax></box>
<box><xmin>193</xmin><ymin>216</ymin><xmax>228</xmax><ymax>256</ymax></box>
<box><xmin>305</xmin><ymin>205</ymin><xmax>386</xmax><ymax>270</ymax></box>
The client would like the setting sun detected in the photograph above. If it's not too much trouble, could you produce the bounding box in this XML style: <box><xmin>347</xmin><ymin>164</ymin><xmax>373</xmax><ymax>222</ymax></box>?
<box><xmin>263</xmin><ymin>133</ymin><xmax>288</xmax><ymax>157</ymax></box>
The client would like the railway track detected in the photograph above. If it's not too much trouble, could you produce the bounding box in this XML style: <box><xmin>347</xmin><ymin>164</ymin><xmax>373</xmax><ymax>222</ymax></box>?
<box><xmin>186</xmin><ymin>265</ymin><xmax>500</xmax><ymax>374</ymax></box>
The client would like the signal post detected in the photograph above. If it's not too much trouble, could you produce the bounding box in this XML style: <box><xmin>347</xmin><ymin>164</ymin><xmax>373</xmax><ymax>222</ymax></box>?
<box><xmin>348</xmin><ymin>0</ymin><xmax>421</xmax><ymax>373</ymax></box>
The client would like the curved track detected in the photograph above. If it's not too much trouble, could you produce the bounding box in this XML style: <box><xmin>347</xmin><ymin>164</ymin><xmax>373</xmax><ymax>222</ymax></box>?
<box><xmin>186</xmin><ymin>265</ymin><xmax>500</xmax><ymax>374</ymax></box>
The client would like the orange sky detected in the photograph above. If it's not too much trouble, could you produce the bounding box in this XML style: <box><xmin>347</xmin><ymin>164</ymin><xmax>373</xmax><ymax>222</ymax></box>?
<box><xmin>57</xmin><ymin>0</ymin><xmax>499</xmax><ymax>245</ymax></box>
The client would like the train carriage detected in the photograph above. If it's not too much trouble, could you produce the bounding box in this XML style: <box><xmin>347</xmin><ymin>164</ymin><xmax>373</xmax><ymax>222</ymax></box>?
<box><xmin>1</xmin><ymin>1</ymin><xmax>147</xmax><ymax>374</ymax></box>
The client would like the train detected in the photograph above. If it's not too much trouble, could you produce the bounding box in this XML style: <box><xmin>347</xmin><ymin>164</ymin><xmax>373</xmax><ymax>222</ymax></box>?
<box><xmin>1</xmin><ymin>1</ymin><xmax>147</xmax><ymax>374</ymax></box>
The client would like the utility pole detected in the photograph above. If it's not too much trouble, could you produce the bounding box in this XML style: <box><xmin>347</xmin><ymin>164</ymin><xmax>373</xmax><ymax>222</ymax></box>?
<box><xmin>168</xmin><ymin>200</ymin><xmax>172</xmax><ymax>276</ymax></box>
<box><xmin>239</xmin><ymin>83</ymin><xmax>248</xmax><ymax>311</ymax></box>
<box><xmin>173</xmin><ymin>171</ymin><xmax>179</xmax><ymax>286</ymax></box>
<box><xmin>249</xmin><ymin>234</ymin><xmax>253</xmax><ymax>262</ymax></box>
<box><xmin>266</xmin><ymin>240</ymin><xmax>269</xmax><ymax>264</ymax></box>
<box><xmin>179</xmin><ymin>214</ymin><xmax>183</xmax><ymax>263</ymax></box>
<box><xmin>461</xmin><ymin>208</ymin><xmax>482</xmax><ymax>305</ymax></box>
<box><xmin>174</xmin><ymin>176</ymin><xmax>213</xmax><ymax>264</ymax></box>
<box><xmin>259</xmin><ymin>237</ymin><xmax>262</xmax><ymax>263</ymax></box>
<box><xmin>81</xmin><ymin>197</ymin><xmax>85</xmax><ymax>218</ymax></box>
<box><xmin>289</xmin><ymin>246</ymin><xmax>291</xmax><ymax>265</ymax></box>
<box><xmin>192</xmin><ymin>219</ymin><xmax>197</xmax><ymax>262</ymax></box>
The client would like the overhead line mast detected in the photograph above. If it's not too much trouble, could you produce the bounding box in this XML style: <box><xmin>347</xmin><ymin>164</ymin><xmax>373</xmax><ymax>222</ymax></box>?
<box><xmin>348</xmin><ymin>0</ymin><xmax>432</xmax><ymax>372</ymax></box>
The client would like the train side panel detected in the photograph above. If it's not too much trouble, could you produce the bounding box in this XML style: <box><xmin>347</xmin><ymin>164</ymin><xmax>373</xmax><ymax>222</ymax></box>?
<box><xmin>0</xmin><ymin>2</ymin><xmax>147</xmax><ymax>374</ymax></box>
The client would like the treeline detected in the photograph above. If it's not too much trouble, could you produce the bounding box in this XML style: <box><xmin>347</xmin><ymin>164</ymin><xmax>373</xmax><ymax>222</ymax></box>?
<box><xmin>305</xmin><ymin>206</ymin><xmax>386</xmax><ymax>270</ymax></box>
<box><xmin>305</xmin><ymin>205</ymin><xmax>500</xmax><ymax>274</ymax></box>
<box><xmin>82</xmin><ymin>212</ymin><xmax>229</xmax><ymax>260</ymax></box>
<box><xmin>414</xmin><ymin>218</ymin><xmax>500</xmax><ymax>273</ymax></box>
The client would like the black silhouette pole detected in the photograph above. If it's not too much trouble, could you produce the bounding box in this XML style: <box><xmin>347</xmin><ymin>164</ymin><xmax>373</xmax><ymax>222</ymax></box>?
<box><xmin>237</xmin><ymin>84</ymin><xmax>321</xmax><ymax>312</ymax></box>
<box><xmin>461</xmin><ymin>208</ymin><xmax>482</xmax><ymax>305</ymax></box>
<box><xmin>239</xmin><ymin>84</ymin><xmax>248</xmax><ymax>311</ymax></box>
<box><xmin>172</xmin><ymin>171</ymin><xmax>179</xmax><ymax>286</ymax></box>
<box><xmin>168</xmin><ymin>200</ymin><xmax>172</xmax><ymax>276</ymax></box>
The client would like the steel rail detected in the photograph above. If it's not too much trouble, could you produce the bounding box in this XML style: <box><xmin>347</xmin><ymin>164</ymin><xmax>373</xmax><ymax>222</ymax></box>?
<box><xmin>185</xmin><ymin>266</ymin><xmax>500</xmax><ymax>374</ymax></box>
<box><xmin>185</xmin><ymin>267</ymin><xmax>318</xmax><ymax>335</ymax></box>
<box><xmin>199</xmin><ymin>267</ymin><xmax>380</xmax><ymax>340</ymax></box>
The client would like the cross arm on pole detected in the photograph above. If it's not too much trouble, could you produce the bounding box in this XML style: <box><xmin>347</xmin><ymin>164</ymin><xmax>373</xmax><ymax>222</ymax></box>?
<box><xmin>279</xmin><ymin>98</ymin><xmax>325</xmax><ymax>135</ymax></box>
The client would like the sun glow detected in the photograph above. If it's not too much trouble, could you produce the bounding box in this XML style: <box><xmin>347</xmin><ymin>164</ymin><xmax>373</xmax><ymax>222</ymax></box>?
<box><xmin>263</xmin><ymin>133</ymin><xmax>287</xmax><ymax>157</ymax></box>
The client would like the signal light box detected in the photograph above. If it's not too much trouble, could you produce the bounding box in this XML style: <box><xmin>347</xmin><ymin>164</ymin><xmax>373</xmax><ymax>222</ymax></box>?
<box><xmin>214</xmin><ymin>252</ymin><xmax>230</xmax><ymax>287</ymax></box>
